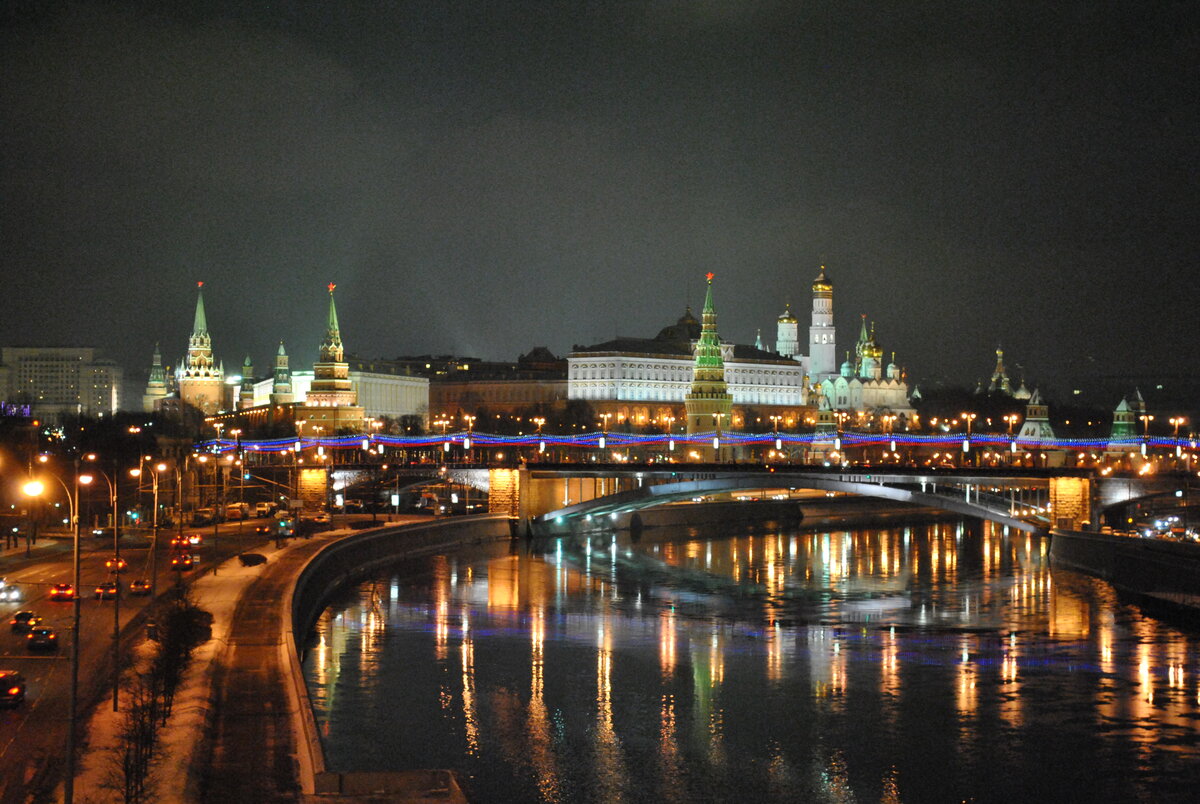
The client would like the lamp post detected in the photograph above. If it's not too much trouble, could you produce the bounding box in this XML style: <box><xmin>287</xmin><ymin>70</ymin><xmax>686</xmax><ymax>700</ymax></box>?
<box><xmin>24</xmin><ymin>461</ymin><xmax>88</xmax><ymax>804</ymax></box>
<box><xmin>961</xmin><ymin>412</ymin><xmax>977</xmax><ymax>464</ymax></box>
<box><xmin>463</xmin><ymin>415</ymin><xmax>476</xmax><ymax>461</ymax></box>
<box><xmin>131</xmin><ymin>462</ymin><xmax>168</xmax><ymax>595</ymax></box>
<box><xmin>1139</xmin><ymin>414</ymin><xmax>1155</xmax><ymax>459</ymax></box>
<box><xmin>533</xmin><ymin>417</ymin><xmax>546</xmax><ymax>458</ymax></box>
<box><xmin>85</xmin><ymin>454</ymin><xmax>123</xmax><ymax>712</ymax></box>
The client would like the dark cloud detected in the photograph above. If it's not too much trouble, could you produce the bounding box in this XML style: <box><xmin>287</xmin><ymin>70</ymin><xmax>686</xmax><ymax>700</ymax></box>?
<box><xmin>1</xmin><ymin>1</ymin><xmax>1197</xmax><ymax>398</ymax></box>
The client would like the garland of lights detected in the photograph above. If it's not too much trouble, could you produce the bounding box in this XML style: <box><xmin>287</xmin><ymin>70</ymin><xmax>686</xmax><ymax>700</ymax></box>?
<box><xmin>202</xmin><ymin>431</ymin><xmax>1199</xmax><ymax>452</ymax></box>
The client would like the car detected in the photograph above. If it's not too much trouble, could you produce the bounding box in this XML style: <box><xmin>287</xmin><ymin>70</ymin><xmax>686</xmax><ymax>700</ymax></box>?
<box><xmin>129</xmin><ymin>579</ymin><xmax>152</xmax><ymax>596</ymax></box>
<box><xmin>170</xmin><ymin>554</ymin><xmax>196</xmax><ymax>571</ymax></box>
<box><xmin>0</xmin><ymin>579</ymin><xmax>19</xmax><ymax>603</ymax></box>
<box><xmin>91</xmin><ymin>526</ymin><xmax>116</xmax><ymax>540</ymax></box>
<box><xmin>94</xmin><ymin>581</ymin><xmax>120</xmax><ymax>599</ymax></box>
<box><xmin>192</xmin><ymin>508</ymin><xmax>215</xmax><ymax>525</ymax></box>
<box><xmin>26</xmin><ymin>626</ymin><xmax>58</xmax><ymax>651</ymax></box>
<box><xmin>9</xmin><ymin>611</ymin><xmax>40</xmax><ymax>634</ymax></box>
<box><xmin>254</xmin><ymin>502</ymin><xmax>274</xmax><ymax>517</ymax></box>
<box><xmin>169</xmin><ymin>535</ymin><xmax>188</xmax><ymax>548</ymax></box>
<box><xmin>187</xmin><ymin>533</ymin><xmax>203</xmax><ymax>546</ymax></box>
<box><xmin>104</xmin><ymin>556</ymin><xmax>127</xmax><ymax>573</ymax></box>
<box><xmin>254</xmin><ymin>523</ymin><xmax>272</xmax><ymax>535</ymax></box>
<box><xmin>49</xmin><ymin>583</ymin><xmax>76</xmax><ymax>601</ymax></box>
<box><xmin>0</xmin><ymin>671</ymin><xmax>26</xmax><ymax>707</ymax></box>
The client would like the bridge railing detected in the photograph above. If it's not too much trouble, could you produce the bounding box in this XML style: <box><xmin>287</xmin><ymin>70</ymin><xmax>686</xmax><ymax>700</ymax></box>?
<box><xmin>201</xmin><ymin>431</ymin><xmax>1197</xmax><ymax>454</ymax></box>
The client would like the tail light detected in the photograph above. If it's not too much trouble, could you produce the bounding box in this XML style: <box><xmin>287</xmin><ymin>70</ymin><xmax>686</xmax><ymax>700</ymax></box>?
<box><xmin>6</xmin><ymin>686</ymin><xmax>19</xmax><ymax>695</ymax></box>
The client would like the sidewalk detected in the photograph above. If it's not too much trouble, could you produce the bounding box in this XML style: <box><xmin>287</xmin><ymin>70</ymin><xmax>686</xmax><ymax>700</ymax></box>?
<box><xmin>71</xmin><ymin>533</ymin><xmax>338</xmax><ymax>803</ymax></box>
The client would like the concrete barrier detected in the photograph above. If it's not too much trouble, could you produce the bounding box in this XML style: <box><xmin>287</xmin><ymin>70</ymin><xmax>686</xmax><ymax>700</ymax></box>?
<box><xmin>1051</xmin><ymin>529</ymin><xmax>1200</xmax><ymax>610</ymax></box>
<box><xmin>282</xmin><ymin>515</ymin><xmax>514</xmax><ymax>797</ymax></box>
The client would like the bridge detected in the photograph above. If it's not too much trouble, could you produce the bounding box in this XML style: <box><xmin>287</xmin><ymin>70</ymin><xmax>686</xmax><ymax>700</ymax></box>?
<box><xmin>210</xmin><ymin>430</ymin><xmax>1196</xmax><ymax>537</ymax></box>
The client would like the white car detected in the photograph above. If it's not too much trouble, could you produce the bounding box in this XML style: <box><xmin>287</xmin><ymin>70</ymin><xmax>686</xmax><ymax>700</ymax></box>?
<box><xmin>0</xmin><ymin>579</ymin><xmax>20</xmax><ymax>603</ymax></box>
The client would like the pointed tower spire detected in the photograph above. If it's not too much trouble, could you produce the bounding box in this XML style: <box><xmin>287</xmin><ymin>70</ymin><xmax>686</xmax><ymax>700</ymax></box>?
<box><xmin>193</xmin><ymin>281</ymin><xmax>208</xmax><ymax>337</ymax></box>
<box><xmin>307</xmin><ymin>283</ymin><xmax>358</xmax><ymax>408</ymax></box>
<box><xmin>178</xmin><ymin>281</ymin><xmax>224</xmax><ymax>414</ymax></box>
<box><xmin>270</xmin><ymin>340</ymin><xmax>294</xmax><ymax>405</ymax></box>
<box><xmin>320</xmin><ymin>282</ymin><xmax>344</xmax><ymax>363</ymax></box>
<box><xmin>755</xmin><ymin>328</ymin><xmax>764</xmax><ymax>351</ymax></box>
<box><xmin>685</xmin><ymin>273</ymin><xmax>733</xmax><ymax>448</ymax></box>
<box><xmin>142</xmin><ymin>342</ymin><xmax>169</xmax><ymax>412</ymax></box>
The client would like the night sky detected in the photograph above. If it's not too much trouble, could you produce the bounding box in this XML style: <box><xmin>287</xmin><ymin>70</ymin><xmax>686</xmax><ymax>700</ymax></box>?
<box><xmin>2</xmin><ymin>1</ymin><xmax>1196</xmax><ymax>398</ymax></box>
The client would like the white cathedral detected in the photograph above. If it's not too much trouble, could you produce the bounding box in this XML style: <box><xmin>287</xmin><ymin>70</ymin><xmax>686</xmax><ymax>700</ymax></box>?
<box><xmin>566</xmin><ymin>266</ymin><xmax>913</xmax><ymax>422</ymax></box>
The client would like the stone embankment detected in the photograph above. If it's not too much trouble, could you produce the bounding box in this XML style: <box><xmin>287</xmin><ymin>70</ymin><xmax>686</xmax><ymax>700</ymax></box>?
<box><xmin>1050</xmin><ymin>529</ymin><xmax>1200</xmax><ymax>611</ymax></box>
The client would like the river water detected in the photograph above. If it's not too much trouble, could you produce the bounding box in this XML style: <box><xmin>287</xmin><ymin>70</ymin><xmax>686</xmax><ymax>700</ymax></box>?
<box><xmin>302</xmin><ymin>517</ymin><xmax>1200</xmax><ymax>802</ymax></box>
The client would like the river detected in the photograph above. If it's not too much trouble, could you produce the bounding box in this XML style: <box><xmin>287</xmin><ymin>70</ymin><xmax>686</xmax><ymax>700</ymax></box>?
<box><xmin>302</xmin><ymin>516</ymin><xmax>1200</xmax><ymax>802</ymax></box>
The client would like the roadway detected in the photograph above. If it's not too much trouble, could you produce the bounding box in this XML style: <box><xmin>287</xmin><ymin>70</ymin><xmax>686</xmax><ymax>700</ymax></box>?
<box><xmin>0</xmin><ymin>517</ymin><xmax>286</xmax><ymax>803</ymax></box>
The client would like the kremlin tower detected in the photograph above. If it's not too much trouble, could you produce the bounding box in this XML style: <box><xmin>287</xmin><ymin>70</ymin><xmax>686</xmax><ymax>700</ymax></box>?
<box><xmin>808</xmin><ymin>266</ymin><xmax>837</xmax><ymax>379</ymax></box>
<box><xmin>269</xmin><ymin>341</ymin><xmax>294</xmax><ymax>405</ymax></box>
<box><xmin>294</xmin><ymin>283</ymin><xmax>364</xmax><ymax>435</ymax></box>
<box><xmin>176</xmin><ymin>282</ymin><xmax>225</xmax><ymax>415</ymax></box>
<box><xmin>684</xmin><ymin>273</ymin><xmax>733</xmax><ymax>455</ymax></box>
<box><xmin>141</xmin><ymin>343</ymin><xmax>169</xmax><ymax>412</ymax></box>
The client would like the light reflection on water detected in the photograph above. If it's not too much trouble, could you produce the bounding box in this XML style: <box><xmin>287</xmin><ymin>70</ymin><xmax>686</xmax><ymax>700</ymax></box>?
<box><xmin>303</xmin><ymin>519</ymin><xmax>1200</xmax><ymax>802</ymax></box>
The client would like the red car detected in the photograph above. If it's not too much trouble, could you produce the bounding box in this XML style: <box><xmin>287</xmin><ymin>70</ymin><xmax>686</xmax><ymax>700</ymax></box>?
<box><xmin>170</xmin><ymin>554</ymin><xmax>196</xmax><ymax>571</ymax></box>
<box><xmin>48</xmin><ymin>583</ymin><xmax>76</xmax><ymax>601</ymax></box>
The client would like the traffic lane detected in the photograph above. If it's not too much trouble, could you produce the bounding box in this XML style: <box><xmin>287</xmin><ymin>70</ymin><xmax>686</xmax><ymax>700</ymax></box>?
<box><xmin>0</xmin><ymin>521</ymin><xmax>280</xmax><ymax>801</ymax></box>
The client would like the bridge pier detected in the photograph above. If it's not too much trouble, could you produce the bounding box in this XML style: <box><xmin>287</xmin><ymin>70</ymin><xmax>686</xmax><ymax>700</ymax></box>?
<box><xmin>1049</xmin><ymin>475</ymin><xmax>1095</xmax><ymax>530</ymax></box>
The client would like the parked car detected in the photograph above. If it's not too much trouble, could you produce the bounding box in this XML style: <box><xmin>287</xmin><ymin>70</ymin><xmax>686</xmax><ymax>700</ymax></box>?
<box><xmin>129</xmin><ymin>579</ymin><xmax>152</xmax><ymax>596</ymax></box>
<box><xmin>0</xmin><ymin>670</ymin><xmax>26</xmax><ymax>707</ymax></box>
<box><xmin>192</xmin><ymin>508</ymin><xmax>216</xmax><ymax>525</ymax></box>
<box><xmin>48</xmin><ymin>583</ymin><xmax>76</xmax><ymax>601</ymax></box>
<box><xmin>26</xmin><ymin>626</ymin><xmax>58</xmax><ymax>651</ymax></box>
<box><xmin>254</xmin><ymin>501</ymin><xmax>274</xmax><ymax>517</ymax></box>
<box><xmin>94</xmin><ymin>581</ymin><xmax>120</xmax><ymax>600</ymax></box>
<box><xmin>9</xmin><ymin>611</ymin><xmax>40</xmax><ymax>634</ymax></box>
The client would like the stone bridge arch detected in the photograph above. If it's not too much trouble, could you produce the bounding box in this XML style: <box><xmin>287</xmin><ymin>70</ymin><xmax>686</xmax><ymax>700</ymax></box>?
<box><xmin>534</xmin><ymin>475</ymin><xmax>1046</xmax><ymax>534</ymax></box>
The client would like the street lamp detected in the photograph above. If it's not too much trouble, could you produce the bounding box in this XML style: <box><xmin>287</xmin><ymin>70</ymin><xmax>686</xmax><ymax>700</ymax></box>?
<box><xmin>24</xmin><ymin>461</ymin><xmax>88</xmax><ymax>804</ymax></box>
<box><xmin>84</xmin><ymin>454</ymin><xmax>124</xmax><ymax>712</ymax></box>
<box><xmin>130</xmin><ymin>462</ymin><xmax>168</xmax><ymax>594</ymax></box>
<box><xmin>463</xmin><ymin>415</ymin><xmax>476</xmax><ymax>456</ymax></box>
<box><xmin>533</xmin><ymin>417</ymin><xmax>546</xmax><ymax>456</ymax></box>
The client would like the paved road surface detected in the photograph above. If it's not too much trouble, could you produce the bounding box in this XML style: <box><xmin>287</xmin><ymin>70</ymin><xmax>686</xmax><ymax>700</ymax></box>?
<box><xmin>0</xmin><ymin>520</ymin><xmax>280</xmax><ymax>803</ymax></box>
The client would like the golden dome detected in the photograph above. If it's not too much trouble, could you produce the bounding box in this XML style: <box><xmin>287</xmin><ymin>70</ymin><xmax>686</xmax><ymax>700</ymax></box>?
<box><xmin>778</xmin><ymin>303</ymin><xmax>798</xmax><ymax>324</ymax></box>
<box><xmin>812</xmin><ymin>265</ymin><xmax>832</xmax><ymax>293</ymax></box>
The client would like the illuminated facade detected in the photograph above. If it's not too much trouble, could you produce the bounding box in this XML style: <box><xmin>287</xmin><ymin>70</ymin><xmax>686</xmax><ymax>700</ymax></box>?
<box><xmin>176</xmin><ymin>282</ymin><xmax>225</xmax><ymax>415</ymax></box>
<box><xmin>0</xmin><ymin>346</ymin><xmax>122</xmax><ymax>419</ymax></box>
<box><xmin>684</xmin><ymin>274</ymin><xmax>733</xmax><ymax>437</ymax></box>
<box><xmin>292</xmin><ymin>284</ymin><xmax>365</xmax><ymax>435</ymax></box>
<box><xmin>815</xmin><ymin>315</ymin><xmax>913</xmax><ymax>416</ymax></box>
<box><xmin>141</xmin><ymin>342</ymin><xmax>168</xmax><ymax>412</ymax></box>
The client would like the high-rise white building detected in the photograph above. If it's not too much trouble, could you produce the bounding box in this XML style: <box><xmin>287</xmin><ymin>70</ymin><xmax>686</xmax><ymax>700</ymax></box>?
<box><xmin>0</xmin><ymin>346</ymin><xmax>122</xmax><ymax>418</ymax></box>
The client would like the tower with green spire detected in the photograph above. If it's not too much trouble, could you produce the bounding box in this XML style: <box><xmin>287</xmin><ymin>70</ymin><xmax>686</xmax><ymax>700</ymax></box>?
<box><xmin>177</xmin><ymin>281</ymin><xmax>225</xmax><ymax>414</ymax></box>
<box><xmin>270</xmin><ymin>341</ymin><xmax>294</xmax><ymax>405</ymax></box>
<box><xmin>684</xmin><ymin>273</ymin><xmax>734</xmax><ymax>451</ymax></box>
<box><xmin>297</xmin><ymin>283</ymin><xmax>364</xmax><ymax>434</ymax></box>
<box><xmin>142</xmin><ymin>342</ymin><xmax>169</xmax><ymax>412</ymax></box>
<box><xmin>307</xmin><ymin>283</ymin><xmax>356</xmax><ymax>406</ymax></box>
<box><xmin>238</xmin><ymin>354</ymin><xmax>256</xmax><ymax>409</ymax></box>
